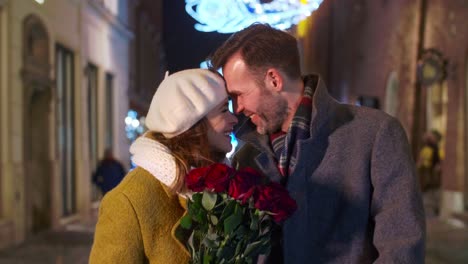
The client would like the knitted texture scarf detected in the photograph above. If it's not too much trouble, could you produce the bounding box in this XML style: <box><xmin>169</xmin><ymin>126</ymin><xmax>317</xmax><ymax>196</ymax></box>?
<box><xmin>130</xmin><ymin>136</ymin><xmax>178</xmax><ymax>187</ymax></box>
<box><xmin>270</xmin><ymin>78</ymin><xmax>315</xmax><ymax>177</ymax></box>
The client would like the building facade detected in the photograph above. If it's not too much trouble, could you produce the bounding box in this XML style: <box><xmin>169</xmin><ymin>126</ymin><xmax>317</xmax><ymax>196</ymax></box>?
<box><xmin>0</xmin><ymin>0</ymin><xmax>134</xmax><ymax>249</ymax></box>
<box><xmin>129</xmin><ymin>0</ymin><xmax>165</xmax><ymax>118</ymax></box>
<box><xmin>299</xmin><ymin>0</ymin><xmax>468</xmax><ymax>219</ymax></box>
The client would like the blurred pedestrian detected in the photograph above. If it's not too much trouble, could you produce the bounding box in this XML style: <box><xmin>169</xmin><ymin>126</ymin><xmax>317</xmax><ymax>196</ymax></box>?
<box><xmin>417</xmin><ymin>129</ymin><xmax>442</xmax><ymax>192</ymax></box>
<box><xmin>92</xmin><ymin>148</ymin><xmax>126</xmax><ymax>195</ymax></box>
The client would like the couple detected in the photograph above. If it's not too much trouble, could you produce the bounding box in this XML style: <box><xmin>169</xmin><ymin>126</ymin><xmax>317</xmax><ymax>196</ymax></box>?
<box><xmin>89</xmin><ymin>24</ymin><xmax>425</xmax><ymax>263</ymax></box>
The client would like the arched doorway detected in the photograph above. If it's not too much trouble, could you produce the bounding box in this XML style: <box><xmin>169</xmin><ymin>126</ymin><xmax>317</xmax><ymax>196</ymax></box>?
<box><xmin>21</xmin><ymin>14</ymin><xmax>53</xmax><ymax>234</ymax></box>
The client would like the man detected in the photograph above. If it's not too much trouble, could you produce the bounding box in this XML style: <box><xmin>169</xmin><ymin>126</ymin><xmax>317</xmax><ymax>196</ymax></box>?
<box><xmin>209</xmin><ymin>23</ymin><xmax>425</xmax><ymax>263</ymax></box>
<box><xmin>92</xmin><ymin>148</ymin><xmax>126</xmax><ymax>195</ymax></box>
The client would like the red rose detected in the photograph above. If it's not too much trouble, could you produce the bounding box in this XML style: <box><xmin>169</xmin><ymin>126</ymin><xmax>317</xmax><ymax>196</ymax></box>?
<box><xmin>228</xmin><ymin>167</ymin><xmax>264</xmax><ymax>203</ymax></box>
<box><xmin>186</xmin><ymin>167</ymin><xmax>209</xmax><ymax>192</ymax></box>
<box><xmin>254</xmin><ymin>182</ymin><xmax>297</xmax><ymax>223</ymax></box>
<box><xmin>204</xmin><ymin>163</ymin><xmax>234</xmax><ymax>192</ymax></box>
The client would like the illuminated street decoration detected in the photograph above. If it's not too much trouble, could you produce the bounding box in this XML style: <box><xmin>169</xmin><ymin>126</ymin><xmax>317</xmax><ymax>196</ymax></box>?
<box><xmin>185</xmin><ymin>0</ymin><xmax>323</xmax><ymax>33</ymax></box>
<box><xmin>125</xmin><ymin>110</ymin><xmax>146</xmax><ymax>142</ymax></box>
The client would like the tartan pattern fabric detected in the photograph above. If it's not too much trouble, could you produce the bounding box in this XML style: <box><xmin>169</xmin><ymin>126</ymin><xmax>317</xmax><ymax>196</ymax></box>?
<box><xmin>270</xmin><ymin>82</ymin><xmax>315</xmax><ymax>177</ymax></box>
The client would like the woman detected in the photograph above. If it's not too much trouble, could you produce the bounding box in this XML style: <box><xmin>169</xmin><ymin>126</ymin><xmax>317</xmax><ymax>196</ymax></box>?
<box><xmin>89</xmin><ymin>69</ymin><xmax>238</xmax><ymax>263</ymax></box>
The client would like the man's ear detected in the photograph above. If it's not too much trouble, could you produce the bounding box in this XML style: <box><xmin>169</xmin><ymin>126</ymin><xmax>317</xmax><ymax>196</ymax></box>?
<box><xmin>265</xmin><ymin>68</ymin><xmax>283</xmax><ymax>92</ymax></box>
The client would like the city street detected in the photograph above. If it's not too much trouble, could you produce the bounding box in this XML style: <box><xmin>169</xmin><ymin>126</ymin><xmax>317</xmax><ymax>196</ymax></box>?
<box><xmin>0</xmin><ymin>191</ymin><xmax>467</xmax><ymax>264</ymax></box>
<box><xmin>1</xmin><ymin>0</ymin><xmax>467</xmax><ymax>262</ymax></box>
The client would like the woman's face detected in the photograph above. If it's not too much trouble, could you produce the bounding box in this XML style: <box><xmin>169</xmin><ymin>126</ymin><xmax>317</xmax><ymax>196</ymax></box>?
<box><xmin>206</xmin><ymin>99</ymin><xmax>238</xmax><ymax>154</ymax></box>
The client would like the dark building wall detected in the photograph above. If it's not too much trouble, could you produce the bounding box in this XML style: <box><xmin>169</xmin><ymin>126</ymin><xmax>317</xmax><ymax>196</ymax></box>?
<box><xmin>303</xmin><ymin>0</ymin><xmax>468</xmax><ymax>205</ymax></box>
<box><xmin>303</xmin><ymin>0</ymin><xmax>421</xmax><ymax>135</ymax></box>
<box><xmin>128</xmin><ymin>0</ymin><xmax>165</xmax><ymax>115</ymax></box>
<box><xmin>423</xmin><ymin>0</ymin><xmax>468</xmax><ymax>192</ymax></box>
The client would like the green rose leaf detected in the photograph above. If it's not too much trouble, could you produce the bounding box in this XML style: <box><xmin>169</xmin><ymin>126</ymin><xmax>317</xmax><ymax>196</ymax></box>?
<box><xmin>180</xmin><ymin>214</ymin><xmax>192</xmax><ymax>229</ymax></box>
<box><xmin>210</xmin><ymin>214</ymin><xmax>219</xmax><ymax>225</ymax></box>
<box><xmin>249</xmin><ymin>211</ymin><xmax>258</xmax><ymax>231</ymax></box>
<box><xmin>220</xmin><ymin>200</ymin><xmax>236</xmax><ymax>222</ymax></box>
<box><xmin>224</xmin><ymin>205</ymin><xmax>242</xmax><ymax>234</ymax></box>
<box><xmin>193</xmin><ymin>192</ymin><xmax>203</xmax><ymax>204</ymax></box>
<box><xmin>244</xmin><ymin>237</ymin><xmax>271</xmax><ymax>258</ymax></box>
<box><xmin>243</xmin><ymin>240</ymin><xmax>263</xmax><ymax>257</ymax></box>
<box><xmin>202</xmin><ymin>191</ymin><xmax>218</xmax><ymax>211</ymax></box>
<box><xmin>203</xmin><ymin>252</ymin><xmax>213</xmax><ymax>264</ymax></box>
<box><xmin>234</xmin><ymin>240</ymin><xmax>243</xmax><ymax>257</ymax></box>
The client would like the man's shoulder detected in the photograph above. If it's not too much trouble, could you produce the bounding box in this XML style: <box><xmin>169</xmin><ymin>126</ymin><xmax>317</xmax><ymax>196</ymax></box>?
<box><xmin>338</xmin><ymin>102</ymin><xmax>399</xmax><ymax>129</ymax></box>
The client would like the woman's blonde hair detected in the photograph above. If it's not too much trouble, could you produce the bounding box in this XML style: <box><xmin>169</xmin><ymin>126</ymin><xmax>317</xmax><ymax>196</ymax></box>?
<box><xmin>146</xmin><ymin>118</ymin><xmax>226</xmax><ymax>193</ymax></box>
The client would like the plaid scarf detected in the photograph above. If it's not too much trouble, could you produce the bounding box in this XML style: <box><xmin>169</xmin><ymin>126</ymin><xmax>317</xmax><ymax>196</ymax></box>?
<box><xmin>270</xmin><ymin>82</ymin><xmax>315</xmax><ymax>177</ymax></box>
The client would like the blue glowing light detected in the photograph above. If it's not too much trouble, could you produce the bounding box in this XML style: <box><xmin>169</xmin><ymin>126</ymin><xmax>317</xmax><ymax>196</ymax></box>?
<box><xmin>185</xmin><ymin>0</ymin><xmax>323</xmax><ymax>33</ymax></box>
<box><xmin>226</xmin><ymin>100</ymin><xmax>238</xmax><ymax>158</ymax></box>
<box><xmin>125</xmin><ymin>110</ymin><xmax>146</xmax><ymax>142</ymax></box>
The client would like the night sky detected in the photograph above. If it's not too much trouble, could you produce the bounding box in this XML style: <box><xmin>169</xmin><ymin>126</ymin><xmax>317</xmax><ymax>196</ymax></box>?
<box><xmin>163</xmin><ymin>0</ymin><xmax>231</xmax><ymax>73</ymax></box>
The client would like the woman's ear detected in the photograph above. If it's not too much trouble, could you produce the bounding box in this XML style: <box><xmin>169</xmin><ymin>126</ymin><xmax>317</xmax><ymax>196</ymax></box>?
<box><xmin>265</xmin><ymin>68</ymin><xmax>283</xmax><ymax>92</ymax></box>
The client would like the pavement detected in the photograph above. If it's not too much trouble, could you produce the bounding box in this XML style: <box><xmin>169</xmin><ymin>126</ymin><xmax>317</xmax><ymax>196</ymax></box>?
<box><xmin>426</xmin><ymin>217</ymin><xmax>468</xmax><ymax>264</ymax></box>
<box><xmin>0</xmin><ymin>190</ymin><xmax>466</xmax><ymax>263</ymax></box>
<box><xmin>424</xmin><ymin>189</ymin><xmax>468</xmax><ymax>264</ymax></box>
<box><xmin>0</xmin><ymin>223</ymin><xmax>95</xmax><ymax>264</ymax></box>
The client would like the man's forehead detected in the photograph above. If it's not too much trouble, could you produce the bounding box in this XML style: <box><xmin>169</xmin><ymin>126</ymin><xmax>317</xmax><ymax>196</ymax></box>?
<box><xmin>224</xmin><ymin>78</ymin><xmax>246</xmax><ymax>93</ymax></box>
<box><xmin>225</xmin><ymin>84</ymin><xmax>239</xmax><ymax>94</ymax></box>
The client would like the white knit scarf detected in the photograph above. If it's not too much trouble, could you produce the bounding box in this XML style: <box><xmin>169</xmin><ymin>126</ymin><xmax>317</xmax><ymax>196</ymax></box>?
<box><xmin>129</xmin><ymin>136</ymin><xmax>177</xmax><ymax>188</ymax></box>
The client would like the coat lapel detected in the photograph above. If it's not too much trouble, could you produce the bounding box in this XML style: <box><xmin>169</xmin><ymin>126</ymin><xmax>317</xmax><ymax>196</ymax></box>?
<box><xmin>171</xmin><ymin>211</ymin><xmax>191</xmax><ymax>257</ymax></box>
<box><xmin>160</xmin><ymin>184</ymin><xmax>191</xmax><ymax>257</ymax></box>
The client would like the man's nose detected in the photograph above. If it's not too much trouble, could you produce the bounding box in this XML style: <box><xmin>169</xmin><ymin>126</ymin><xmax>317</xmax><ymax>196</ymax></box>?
<box><xmin>233</xmin><ymin>99</ymin><xmax>243</xmax><ymax>114</ymax></box>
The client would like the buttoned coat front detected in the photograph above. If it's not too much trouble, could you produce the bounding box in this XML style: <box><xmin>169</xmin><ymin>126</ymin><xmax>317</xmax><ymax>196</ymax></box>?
<box><xmin>231</xmin><ymin>75</ymin><xmax>426</xmax><ymax>263</ymax></box>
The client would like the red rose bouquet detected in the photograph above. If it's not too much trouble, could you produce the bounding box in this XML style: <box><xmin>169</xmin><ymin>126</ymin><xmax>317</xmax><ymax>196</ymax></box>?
<box><xmin>180</xmin><ymin>163</ymin><xmax>297</xmax><ymax>264</ymax></box>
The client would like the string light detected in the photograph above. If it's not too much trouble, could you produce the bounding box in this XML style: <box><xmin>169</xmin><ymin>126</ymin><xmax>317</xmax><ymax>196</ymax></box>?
<box><xmin>185</xmin><ymin>0</ymin><xmax>323</xmax><ymax>33</ymax></box>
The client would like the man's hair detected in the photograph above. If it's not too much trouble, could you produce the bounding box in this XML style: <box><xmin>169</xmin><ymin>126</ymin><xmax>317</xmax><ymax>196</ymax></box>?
<box><xmin>208</xmin><ymin>23</ymin><xmax>301</xmax><ymax>83</ymax></box>
<box><xmin>147</xmin><ymin>118</ymin><xmax>225</xmax><ymax>193</ymax></box>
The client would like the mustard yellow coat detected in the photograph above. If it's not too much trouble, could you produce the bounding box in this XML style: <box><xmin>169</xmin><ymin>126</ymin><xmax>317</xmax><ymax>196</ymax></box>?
<box><xmin>89</xmin><ymin>167</ymin><xmax>190</xmax><ymax>264</ymax></box>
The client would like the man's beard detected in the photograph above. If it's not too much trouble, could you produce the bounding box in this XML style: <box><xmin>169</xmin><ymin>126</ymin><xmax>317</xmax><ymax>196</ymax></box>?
<box><xmin>255</xmin><ymin>91</ymin><xmax>289</xmax><ymax>135</ymax></box>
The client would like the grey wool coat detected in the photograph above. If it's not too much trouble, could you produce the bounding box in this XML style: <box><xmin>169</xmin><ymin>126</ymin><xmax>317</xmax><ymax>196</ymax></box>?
<box><xmin>231</xmin><ymin>75</ymin><xmax>425</xmax><ymax>263</ymax></box>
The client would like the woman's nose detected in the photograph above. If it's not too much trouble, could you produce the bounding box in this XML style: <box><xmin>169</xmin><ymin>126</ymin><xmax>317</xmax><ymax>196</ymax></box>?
<box><xmin>231</xmin><ymin>114</ymin><xmax>239</xmax><ymax>125</ymax></box>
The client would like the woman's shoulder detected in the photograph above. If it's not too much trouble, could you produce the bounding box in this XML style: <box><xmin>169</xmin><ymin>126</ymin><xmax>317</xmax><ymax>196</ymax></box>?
<box><xmin>101</xmin><ymin>166</ymin><xmax>184</xmax><ymax>225</ymax></box>
<box><xmin>106</xmin><ymin>167</ymin><xmax>170</xmax><ymax>204</ymax></box>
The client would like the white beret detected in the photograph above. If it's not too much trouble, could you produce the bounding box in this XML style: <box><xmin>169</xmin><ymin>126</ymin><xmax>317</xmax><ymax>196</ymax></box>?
<box><xmin>145</xmin><ymin>69</ymin><xmax>227</xmax><ymax>138</ymax></box>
